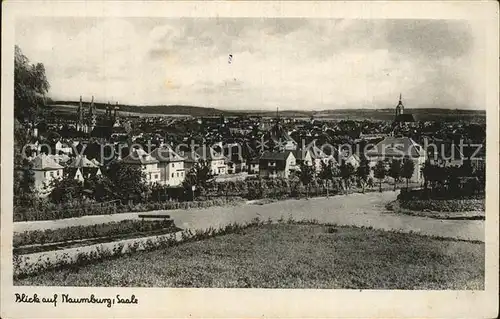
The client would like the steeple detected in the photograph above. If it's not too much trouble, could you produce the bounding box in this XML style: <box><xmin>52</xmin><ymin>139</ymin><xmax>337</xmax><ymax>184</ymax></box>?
<box><xmin>396</xmin><ymin>93</ymin><xmax>404</xmax><ymax>116</ymax></box>
<box><xmin>78</xmin><ymin>95</ymin><xmax>83</xmax><ymax>122</ymax></box>
<box><xmin>89</xmin><ymin>96</ymin><xmax>95</xmax><ymax>116</ymax></box>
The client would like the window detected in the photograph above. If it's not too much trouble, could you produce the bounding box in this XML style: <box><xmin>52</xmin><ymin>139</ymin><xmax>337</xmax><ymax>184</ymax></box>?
<box><xmin>50</xmin><ymin>172</ymin><xmax>54</xmax><ymax>177</ymax></box>
<box><xmin>171</xmin><ymin>173</ymin><xmax>174</xmax><ymax>178</ymax></box>
<box><xmin>176</xmin><ymin>172</ymin><xmax>179</xmax><ymax>177</ymax></box>
<box><xmin>172</xmin><ymin>163</ymin><xmax>174</xmax><ymax>167</ymax></box>
<box><xmin>154</xmin><ymin>174</ymin><xmax>158</xmax><ymax>179</ymax></box>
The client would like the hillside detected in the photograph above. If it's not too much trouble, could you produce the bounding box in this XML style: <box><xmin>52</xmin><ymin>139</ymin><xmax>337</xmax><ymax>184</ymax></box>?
<box><xmin>50</xmin><ymin>101</ymin><xmax>485</xmax><ymax>122</ymax></box>
<box><xmin>52</xmin><ymin>101</ymin><xmax>228</xmax><ymax>117</ymax></box>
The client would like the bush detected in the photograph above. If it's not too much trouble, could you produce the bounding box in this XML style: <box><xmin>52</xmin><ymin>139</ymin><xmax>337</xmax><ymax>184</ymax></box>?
<box><xmin>398</xmin><ymin>188</ymin><xmax>485</xmax><ymax>201</ymax></box>
<box><xmin>399</xmin><ymin>199</ymin><xmax>485</xmax><ymax>212</ymax></box>
<box><xmin>14</xmin><ymin>197</ymin><xmax>244</xmax><ymax>222</ymax></box>
<box><xmin>13</xmin><ymin>219</ymin><xmax>177</xmax><ymax>248</ymax></box>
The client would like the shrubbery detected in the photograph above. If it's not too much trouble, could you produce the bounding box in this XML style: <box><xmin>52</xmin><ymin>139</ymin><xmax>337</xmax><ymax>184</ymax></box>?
<box><xmin>13</xmin><ymin>219</ymin><xmax>177</xmax><ymax>248</ymax></box>
<box><xmin>399</xmin><ymin>199</ymin><xmax>484</xmax><ymax>212</ymax></box>
<box><xmin>14</xmin><ymin>197</ymin><xmax>244</xmax><ymax>222</ymax></box>
<box><xmin>398</xmin><ymin>188</ymin><xmax>485</xmax><ymax>201</ymax></box>
<box><xmin>14</xmin><ymin>199</ymin><xmax>124</xmax><ymax>222</ymax></box>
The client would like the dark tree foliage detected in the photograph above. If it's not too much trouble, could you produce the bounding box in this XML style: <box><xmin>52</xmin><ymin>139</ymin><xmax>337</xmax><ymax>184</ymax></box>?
<box><xmin>14</xmin><ymin>45</ymin><xmax>50</xmax><ymax>122</ymax></box>
<box><xmin>298</xmin><ymin>162</ymin><xmax>316</xmax><ymax>198</ymax></box>
<box><xmin>373</xmin><ymin>160</ymin><xmax>387</xmax><ymax>192</ymax></box>
<box><xmin>104</xmin><ymin>161</ymin><xmax>148</xmax><ymax>203</ymax></box>
<box><xmin>401</xmin><ymin>158</ymin><xmax>415</xmax><ymax>189</ymax></box>
<box><xmin>388</xmin><ymin>159</ymin><xmax>402</xmax><ymax>191</ymax></box>
<box><xmin>339</xmin><ymin>161</ymin><xmax>355</xmax><ymax>193</ymax></box>
<box><xmin>49</xmin><ymin>176</ymin><xmax>85</xmax><ymax>204</ymax></box>
<box><xmin>356</xmin><ymin>156</ymin><xmax>371</xmax><ymax>193</ymax></box>
<box><xmin>183</xmin><ymin>160</ymin><xmax>215</xmax><ymax>197</ymax></box>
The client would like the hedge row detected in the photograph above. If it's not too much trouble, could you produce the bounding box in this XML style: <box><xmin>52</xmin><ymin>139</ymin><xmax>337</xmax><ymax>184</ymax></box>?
<box><xmin>399</xmin><ymin>199</ymin><xmax>485</xmax><ymax>212</ymax></box>
<box><xmin>14</xmin><ymin>197</ymin><xmax>244</xmax><ymax>222</ymax></box>
<box><xmin>124</xmin><ymin>197</ymin><xmax>243</xmax><ymax>213</ymax></box>
<box><xmin>397</xmin><ymin>188</ymin><xmax>485</xmax><ymax>201</ymax></box>
<box><xmin>13</xmin><ymin>219</ymin><xmax>177</xmax><ymax>248</ymax></box>
<box><xmin>14</xmin><ymin>200</ymin><xmax>124</xmax><ymax>222</ymax></box>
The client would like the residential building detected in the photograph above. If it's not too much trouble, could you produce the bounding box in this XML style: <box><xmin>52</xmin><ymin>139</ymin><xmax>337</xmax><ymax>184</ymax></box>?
<box><xmin>55</xmin><ymin>141</ymin><xmax>72</xmax><ymax>155</ymax></box>
<box><xmin>248</xmin><ymin>158</ymin><xmax>260</xmax><ymax>174</ymax></box>
<box><xmin>122</xmin><ymin>148</ymin><xmax>161</xmax><ymax>184</ymax></box>
<box><xmin>259</xmin><ymin>151</ymin><xmax>296</xmax><ymax>179</ymax></box>
<box><xmin>66</xmin><ymin>155</ymin><xmax>102</xmax><ymax>182</ymax></box>
<box><xmin>365</xmin><ymin>136</ymin><xmax>426</xmax><ymax>182</ymax></box>
<box><xmin>195</xmin><ymin>146</ymin><xmax>227</xmax><ymax>175</ymax></box>
<box><xmin>150</xmin><ymin>146</ymin><xmax>185</xmax><ymax>186</ymax></box>
<box><xmin>30</xmin><ymin>153</ymin><xmax>65</xmax><ymax>195</ymax></box>
<box><xmin>307</xmin><ymin>144</ymin><xmax>335</xmax><ymax>172</ymax></box>
<box><xmin>292</xmin><ymin>149</ymin><xmax>313</xmax><ymax>167</ymax></box>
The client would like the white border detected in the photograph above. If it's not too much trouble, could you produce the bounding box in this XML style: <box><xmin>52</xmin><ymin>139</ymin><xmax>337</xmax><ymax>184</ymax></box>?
<box><xmin>2</xmin><ymin>1</ymin><xmax>499</xmax><ymax>318</ymax></box>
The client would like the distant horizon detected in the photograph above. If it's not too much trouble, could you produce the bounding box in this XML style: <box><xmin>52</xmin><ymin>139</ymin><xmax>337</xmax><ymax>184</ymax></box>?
<box><xmin>50</xmin><ymin>98</ymin><xmax>486</xmax><ymax>113</ymax></box>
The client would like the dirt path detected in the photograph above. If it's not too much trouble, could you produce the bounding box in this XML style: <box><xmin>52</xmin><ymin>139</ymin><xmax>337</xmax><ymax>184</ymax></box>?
<box><xmin>13</xmin><ymin>191</ymin><xmax>484</xmax><ymax>241</ymax></box>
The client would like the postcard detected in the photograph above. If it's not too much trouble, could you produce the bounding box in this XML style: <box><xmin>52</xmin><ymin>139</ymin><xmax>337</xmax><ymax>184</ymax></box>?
<box><xmin>1</xmin><ymin>1</ymin><xmax>498</xmax><ymax>318</ymax></box>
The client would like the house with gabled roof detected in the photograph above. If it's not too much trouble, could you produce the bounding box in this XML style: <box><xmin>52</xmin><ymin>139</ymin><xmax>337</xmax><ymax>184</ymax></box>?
<box><xmin>365</xmin><ymin>136</ymin><xmax>426</xmax><ymax>182</ymax></box>
<box><xmin>195</xmin><ymin>145</ymin><xmax>227</xmax><ymax>175</ymax></box>
<box><xmin>66</xmin><ymin>155</ymin><xmax>102</xmax><ymax>182</ymax></box>
<box><xmin>30</xmin><ymin>153</ymin><xmax>64</xmax><ymax>194</ymax></box>
<box><xmin>150</xmin><ymin>145</ymin><xmax>185</xmax><ymax>186</ymax></box>
<box><xmin>122</xmin><ymin>148</ymin><xmax>161</xmax><ymax>184</ymax></box>
<box><xmin>259</xmin><ymin>151</ymin><xmax>296</xmax><ymax>179</ymax></box>
<box><xmin>304</xmin><ymin>140</ymin><xmax>335</xmax><ymax>172</ymax></box>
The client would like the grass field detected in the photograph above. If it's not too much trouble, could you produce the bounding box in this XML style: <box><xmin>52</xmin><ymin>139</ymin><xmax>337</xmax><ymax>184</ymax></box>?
<box><xmin>15</xmin><ymin>223</ymin><xmax>484</xmax><ymax>289</ymax></box>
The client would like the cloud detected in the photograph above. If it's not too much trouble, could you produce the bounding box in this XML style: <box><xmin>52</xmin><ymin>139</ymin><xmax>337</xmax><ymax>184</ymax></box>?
<box><xmin>15</xmin><ymin>17</ymin><xmax>483</xmax><ymax>110</ymax></box>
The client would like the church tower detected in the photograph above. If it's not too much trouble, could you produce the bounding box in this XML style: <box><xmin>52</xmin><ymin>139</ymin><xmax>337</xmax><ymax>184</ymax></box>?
<box><xmin>88</xmin><ymin>96</ymin><xmax>97</xmax><ymax>133</ymax></box>
<box><xmin>77</xmin><ymin>95</ymin><xmax>84</xmax><ymax>131</ymax></box>
<box><xmin>395</xmin><ymin>93</ymin><xmax>404</xmax><ymax>117</ymax></box>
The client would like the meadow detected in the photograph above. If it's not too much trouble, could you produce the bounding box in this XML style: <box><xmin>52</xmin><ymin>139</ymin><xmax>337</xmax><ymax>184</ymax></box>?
<box><xmin>16</xmin><ymin>223</ymin><xmax>484</xmax><ymax>289</ymax></box>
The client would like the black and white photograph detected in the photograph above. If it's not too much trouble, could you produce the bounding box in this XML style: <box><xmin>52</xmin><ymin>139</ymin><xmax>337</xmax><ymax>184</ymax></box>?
<box><xmin>1</xmin><ymin>1</ymin><xmax>499</xmax><ymax>318</ymax></box>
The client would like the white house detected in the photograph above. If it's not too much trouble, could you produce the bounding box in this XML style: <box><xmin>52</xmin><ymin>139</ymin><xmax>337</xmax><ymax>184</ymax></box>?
<box><xmin>365</xmin><ymin>136</ymin><xmax>426</xmax><ymax>182</ymax></box>
<box><xmin>259</xmin><ymin>151</ymin><xmax>296</xmax><ymax>179</ymax></box>
<box><xmin>195</xmin><ymin>146</ymin><xmax>227</xmax><ymax>175</ymax></box>
<box><xmin>30</xmin><ymin>153</ymin><xmax>65</xmax><ymax>195</ymax></box>
<box><xmin>150</xmin><ymin>146</ymin><xmax>186</xmax><ymax>186</ymax></box>
<box><xmin>66</xmin><ymin>155</ymin><xmax>102</xmax><ymax>182</ymax></box>
<box><xmin>55</xmin><ymin>141</ymin><xmax>72</xmax><ymax>155</ymax></box>
<box><xmin>122</xmin><ymin>148</ymin><xmax>161</xmax><ymax>184</ymax></box>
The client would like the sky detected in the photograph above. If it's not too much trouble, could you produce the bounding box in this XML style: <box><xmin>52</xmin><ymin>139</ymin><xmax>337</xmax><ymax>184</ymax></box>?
<box><xmin>15</xmin><ymin>17</ymin><xmax>486</xmax><ymax>110</ymax></box>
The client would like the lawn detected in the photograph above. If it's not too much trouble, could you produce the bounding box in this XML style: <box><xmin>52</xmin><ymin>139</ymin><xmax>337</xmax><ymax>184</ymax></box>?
<box><xmin>15</xmin><ymin>223</ymin><xmax>484</xmax><ymax>289</ymax></box>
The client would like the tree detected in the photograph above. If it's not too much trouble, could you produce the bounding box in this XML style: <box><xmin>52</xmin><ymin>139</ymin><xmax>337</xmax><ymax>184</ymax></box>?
<box><xmin>339</xmin><ymin>162</ymin><xmax>355</xmax><ymax>194</ymax></box>
<box><xmin>373</xmin><ymin>160</ymin><xmax>387</xmax><ymax>192</ymax></box>
<box><xmin>86</xmin><ymin>174</ymin><xmax>115</xmax><ymax>202</ymax></box>
<box><xmin>183</xmin><ymin>160</ymin><xmax>215</xmax><ymax>198</ymax></box>
<box><xmin>298</xmin><ymin>162</ymin><xmax>315</xmax><ymax>198</ymax></box>
<box><xmin>356</xmin><ymin>156</ymin><xmax>371</xmax><ymax>193</ymax></box>
<box><xmin>318</xmin><ymin>160</ymin><xmax>338</xmax><ymax>197</ymax></box>
<box><xmin>401</xmin><ymin>158</ymin><xmax>415</xmax><ymax>190</ymax></box>
<box><xmin>14</xmin><ymin>45</ymin><xmax>50</xmax><ymax>122</ymax></box>
<box><xmin>421</xmin><ymin>160</ymin><xmax>433</xmax><ymax>190</ymax></box>
<box><xmin>388</xmin><ymin>159</ymin><xmax>402</xmax><ymax>191</ymax></box>
<box><xmin>105</xmin><ymin>161</ymin><xmax>148</xmax><ymax>203</ymax></box>
<box><xmin>49</xmin><ymin>176</ymin><xmax>85</xmax><ymax>204</ymax></box>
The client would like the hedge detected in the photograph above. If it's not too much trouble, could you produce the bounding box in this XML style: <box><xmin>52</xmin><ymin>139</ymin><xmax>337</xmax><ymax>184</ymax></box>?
<box><xmin>13</xmin><ymin>219</ymin><xmax>178</xmax><ymax>248</ymax></box>
<box><xmin>398</xmin><ymin>188</ymin><xmax>485</xmax><ymax>201</ymax></box>
<box><xmin>399</xmin><ymin>199</ymin><xmax>485</xmax><ymax>212</ymax></box>
<box><xmin>14</xmin><ymin>197</ymin><xmax>244</xmax><ymax>222</ymax></box>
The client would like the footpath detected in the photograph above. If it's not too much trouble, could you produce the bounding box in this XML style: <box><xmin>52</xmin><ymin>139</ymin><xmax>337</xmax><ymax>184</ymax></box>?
<box><xmin>13</xmin><ymin>191</ymin><xmax>484</xmax><ymax>242</ymax></box>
